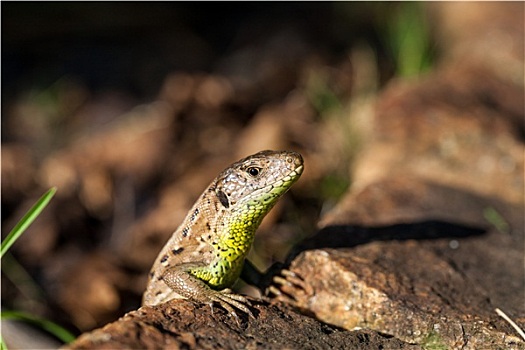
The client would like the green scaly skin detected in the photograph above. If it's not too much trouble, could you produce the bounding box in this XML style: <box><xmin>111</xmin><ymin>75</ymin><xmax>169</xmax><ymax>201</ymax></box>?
<box><xmin>142</xmin><ymin>150</ymin><xmax>303</xmax><ymax>321</ymax></box>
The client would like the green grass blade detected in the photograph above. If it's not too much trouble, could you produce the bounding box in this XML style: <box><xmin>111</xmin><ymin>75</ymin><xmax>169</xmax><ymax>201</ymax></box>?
<box><xmin>1</xmin><ymin>187</ymin><xmax>57</xmax><ymax>258</ymax></box>
<box><xmin>387</xmin><ymin>2</ymin><xmax>434</xmax><ymax>77</ymax></box>
<box><xmin>483</xmin><ymin>207</ymin><xmax>510</xmax><ymax>234</ymax></box>
<box><xmin>1</xmin><ymin>310</ymin><xmax>76</xmax><ymax>344</ymax></box>
<box><xmin>0</xmin><ymin>334</ymin><xmax>7</xmax><ymax>350</ymax></box>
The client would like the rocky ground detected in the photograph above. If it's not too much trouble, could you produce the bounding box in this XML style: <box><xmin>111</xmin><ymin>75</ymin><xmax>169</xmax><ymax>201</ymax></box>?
<box><xmin>2</xmin><ymin>2</ymin><xmax>523</xmax><ymax>349</ymax></box>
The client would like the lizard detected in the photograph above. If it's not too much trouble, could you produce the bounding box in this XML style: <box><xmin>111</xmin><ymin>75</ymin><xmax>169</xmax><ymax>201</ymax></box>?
<box><xmin>142</xmin><ymin>150</ymin><xmax>304</xmax><ymax>321</ymax></box>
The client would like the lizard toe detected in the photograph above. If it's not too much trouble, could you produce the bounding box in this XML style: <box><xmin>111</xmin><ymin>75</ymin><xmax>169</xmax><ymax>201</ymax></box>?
<box><xmin>204</xmin><ymin>290</ymin><xmax>254</xmax><ymax>322</ymax></box>
<box><xmin>216</xmin><ymin>291</ymin><xmax>254</xmax><ymax>319</ymax></box>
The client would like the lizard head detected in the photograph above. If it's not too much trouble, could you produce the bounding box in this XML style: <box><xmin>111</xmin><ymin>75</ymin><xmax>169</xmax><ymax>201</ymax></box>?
<box><xmin>214</xmin><ymin>150</ymin><xmax>303</xmax><ymax>215</ymax></box>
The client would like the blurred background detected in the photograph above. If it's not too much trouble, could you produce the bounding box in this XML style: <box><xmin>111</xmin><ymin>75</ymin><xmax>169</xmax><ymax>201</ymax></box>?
<box><xmin>2</xmin><ymin>2</ymin><xmax>522</xmax><ymax>347</ymax></box>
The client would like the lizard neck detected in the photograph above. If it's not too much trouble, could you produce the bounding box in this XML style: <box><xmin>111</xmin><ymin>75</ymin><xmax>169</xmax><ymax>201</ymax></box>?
<box><xmin>216</xmin><ymin>208</ymin><xmax>268</xmax><ymax>262</ymax></box>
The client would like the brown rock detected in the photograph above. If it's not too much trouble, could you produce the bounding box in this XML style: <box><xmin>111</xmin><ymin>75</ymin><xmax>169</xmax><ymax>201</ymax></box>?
<box><xmin>279</xmin><ymin>179</ymin><xmax>524</xmax><ymax>349</ymax></box>
<box><xmin>64</xmin><ymin>299</ymin><xmax>420</xmax><ymax>350</ymax></box>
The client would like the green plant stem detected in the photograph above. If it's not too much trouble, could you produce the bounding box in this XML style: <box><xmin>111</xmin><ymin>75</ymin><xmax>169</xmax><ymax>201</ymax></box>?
<box><xmin>1</xmin><ymin>310</ymin><xmax>76</xmax><ymax>344</ymax></box>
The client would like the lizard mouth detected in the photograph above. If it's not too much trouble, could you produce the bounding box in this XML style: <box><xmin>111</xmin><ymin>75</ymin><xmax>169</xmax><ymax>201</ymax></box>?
<box><xmin>261</xmin><ymin>162</ymin><xmax>303</xmax><ymax>199</ymax></box>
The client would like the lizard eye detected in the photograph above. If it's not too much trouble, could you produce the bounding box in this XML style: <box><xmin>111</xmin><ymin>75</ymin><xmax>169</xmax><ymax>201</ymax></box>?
<box><xmin>247</xmin><ymin>167</ymin><xmax>261</xmax><ymax>177</ymax></box>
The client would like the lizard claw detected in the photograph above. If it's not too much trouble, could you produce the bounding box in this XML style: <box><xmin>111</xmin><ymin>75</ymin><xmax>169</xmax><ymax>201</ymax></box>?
<box><xmin>266</xmin><ymin>269</ymin><xmax>312</xmax><ymax>305</ymax></box>
<box><xmin>206</xmin><ymin>289</ymin><xmax>255</xmax><ymax>325</ymax></box>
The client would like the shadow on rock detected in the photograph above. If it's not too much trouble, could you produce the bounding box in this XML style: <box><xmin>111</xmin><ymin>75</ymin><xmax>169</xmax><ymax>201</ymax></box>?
<box><xmin>291</xmin><ymin>220</ymin><xmax>486</xmax><ymax>259</ymax></box>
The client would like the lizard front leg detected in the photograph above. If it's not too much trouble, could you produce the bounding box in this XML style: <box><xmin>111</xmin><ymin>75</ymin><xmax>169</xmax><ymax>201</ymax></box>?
<box><xmin>162</xmin><ymin>262</ymin><xmax>254</xmax><ymax>322</ymax></box>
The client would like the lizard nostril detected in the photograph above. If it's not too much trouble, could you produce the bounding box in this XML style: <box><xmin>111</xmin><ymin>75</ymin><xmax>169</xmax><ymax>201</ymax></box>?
<box><xmin>294</xmin><ymin>155</ymin><xmax>303</xmax><ymax>167</ymax></box>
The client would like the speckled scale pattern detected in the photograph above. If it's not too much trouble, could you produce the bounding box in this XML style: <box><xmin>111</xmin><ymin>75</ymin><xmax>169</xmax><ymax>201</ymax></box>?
<box><xmin>142</xmin><ymin>150</ymin><xmax>304</xmax><ymax>308</ymax></box>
